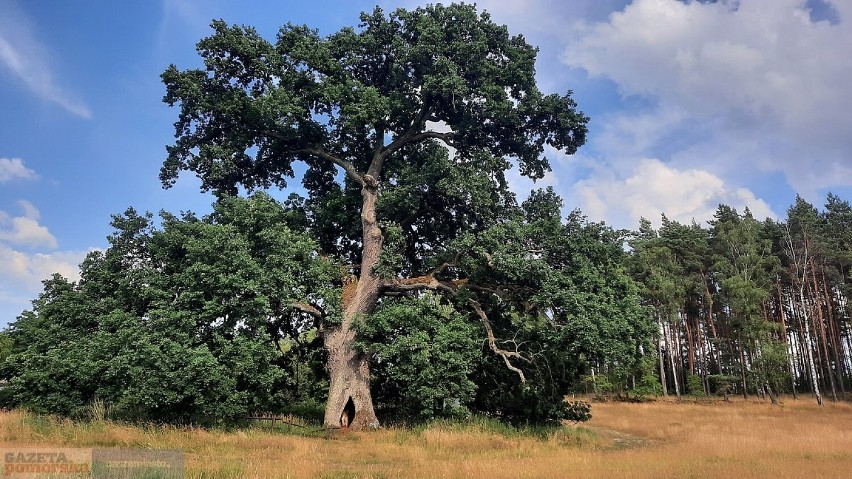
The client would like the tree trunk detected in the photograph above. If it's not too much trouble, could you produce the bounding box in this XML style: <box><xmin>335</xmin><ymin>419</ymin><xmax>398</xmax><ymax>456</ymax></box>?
<box><xmin>702</xmin><ymin>275</ymin><xmax>722</xmax><ymax>375</ymax></box>
<box><xmin>799</xmin><ymin>284</ymin><xmax>824</xmax><ymax>405</ymax></box>
<box><xmin>811</xmin><ymin>263</ymin><xmax>837</xmax><ymax>402</ymax></box>
<box><xmin>739</xmin><ymin>341</ymin><xmax>749</xmax><ymax>400</ymax></box>
<box><xmin>323</xmin><ymin>180</ymin><xmax>382</xmax><ymax>430</ymax></box>
<box><xmin>684</xmin><ymin>311</ymin><xmax>695</xmax><ymax>375</ymax></box>
<box><xmin>657</xmin><ymin>316</ymin><xmax>668</xmax><ymax>397</ymax></box>
<box><xmin>778</xmin><ymin>282</ymin><xmax>798</xmax><ymax>399</ymax></box>
<box><xmin>821</xmin><ymin>265</ymin><xmax>846</xmax><ymax>398</ymax></box>
<box><xmin>664</xmin><ymin>319</ymin><xmax>681</xmax><ymax>399</ymax></box>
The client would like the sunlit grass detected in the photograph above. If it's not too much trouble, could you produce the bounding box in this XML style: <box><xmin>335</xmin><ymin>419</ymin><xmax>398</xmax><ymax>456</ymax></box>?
<box><xmin>2</xmin><ymin>396</ymin><xmax>851</xmax><ymax>478</ymax></box>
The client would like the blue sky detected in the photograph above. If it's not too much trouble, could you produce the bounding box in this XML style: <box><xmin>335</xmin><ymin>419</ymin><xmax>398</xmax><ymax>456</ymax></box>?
<box><xmin>1</xmin><ymin>0</ymin><xmax>850</xmax><ymax>325</ymax></box>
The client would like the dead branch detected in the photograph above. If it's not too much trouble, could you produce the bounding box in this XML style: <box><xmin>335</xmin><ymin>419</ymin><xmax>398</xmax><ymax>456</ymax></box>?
<box><xmin>469</xmin><ymin>299</ymin><xmax>528</xmax><ymax>383</ymax></box>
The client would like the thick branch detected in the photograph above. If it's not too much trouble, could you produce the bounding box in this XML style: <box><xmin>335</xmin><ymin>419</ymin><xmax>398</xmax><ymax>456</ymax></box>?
<box><xmin>291</xmin><ymin>301</ymin><xmax>323</xmax><ymax>319</ymax></box>
<box><xmin>379</xmin><ymin>131</ymin><xmax>456</xmax><ymax>167</ymax></box>
<box><xmin>427</xmin><ymin>254</ymin><xmax>461</xmax><ymax>277</ymax></box>
<box><xmin>368</xmin><ymin>102</ymin><xmax>449</xmax><ymax>177</ymax></box>
<box><xmin>383</xmin><ymin>271</ymin><xmax>529</xmax><ymax>384</ymax></box>
<box><xmin>383</xmin><ymin>275</ymin><xmax>459</xmax><ymax>295</ymax></box>
<box><xmin>469</xmin><ymin>299</ymin><xmax>528</xmax><ymax>383</ymax></box>
<box><xmin>299</xmin><ymin>147</ymin><xmax>364</xmax><ymax>186</ymax></box>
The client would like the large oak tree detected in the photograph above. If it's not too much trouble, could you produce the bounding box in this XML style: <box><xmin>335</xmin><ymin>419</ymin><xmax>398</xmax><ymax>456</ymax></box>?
<box><xmin>161</xmin><ymin>4</ymin><xmax>588</xmax><ymax>429</ymax></box>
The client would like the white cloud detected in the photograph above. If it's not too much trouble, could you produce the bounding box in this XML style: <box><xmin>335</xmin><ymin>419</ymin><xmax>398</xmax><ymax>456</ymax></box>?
<box><xmin>570</xmin><ymin>158</ymin><xmax>776</xmax><ymax>228</ymax></box>
<box><xmin>17</xmin><ymin>199</ymin><xmax>40</xmax><ymax>219</ymax></box>
<box><xmin>0</xmin><ymin>198</ymin><xmax>91</xmax><ymax>324</ymax></box>
<box><xmin>0</xmin><ymin>243</ymin><xmax>89</xmax><ymax>324</ymax></box>
<box><xmin>0</xmin><ymin>0</ymin><xmax>92</xmax><ymax>118</ymax></box>
<box><xmin>0</xmin><ymin>245</ymin><xmax>85</xmax><ymax>288</ymax></box>
<box><xmin>0</xmin><ymin>201</ymin><xmax>57</xmax><ymax>249</ymax></box>
<box><xmin>0</xmin><ymin>157</ymin><xmax>38</xmax><ymax>182</ymax></box>
<box><xmin>562</xmin><ymin>0</ymin><xmax>852</xmax><ymax>197</ymax></box>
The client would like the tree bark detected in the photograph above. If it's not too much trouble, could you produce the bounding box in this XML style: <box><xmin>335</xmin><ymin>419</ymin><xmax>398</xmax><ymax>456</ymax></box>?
<box><xmin>701</xmin><ymin>275</ymin><xmax>722</xmax><ymax>375</ymax></box>
<box><xmin>778</xmin><ymin>280</ymin><xmax>798</xmax><ymax>399</ymax></box>
<box><xmin>323</xmin><ymin>178</ymin><xmax>382</xmax><ymax>430</ymax></box>
<box><xmin>664</xmin><ymin>319</ymin><xmax>681</xmax><ymax>399</ymax></box>
<box><xmin>800</xmin><ymin>284</ymin><xmax>823</xmax><ymax>405</ymax></box>
<box><xmin>684</xmin><ymin>310</ymin><xmax>695</xmax><ymax>375</ymax></box>
<box><xmin>811</xmin><ymin>262</ymin><xmax>837</xmax><ymax>401</ymax></box>
<box><xmin>657</xmin><ymin>315</ymin><xmax>668</xmax><ymax>397</ymax></box>
<box><xmin>821</xmin><ymin>265</ymin><xmax>846</xmax><ymax>397</ymax></box>
<box><xmin>739</xmin><ymin>341</ymin><xmax>749</xmax><ymax>400</ymax></box>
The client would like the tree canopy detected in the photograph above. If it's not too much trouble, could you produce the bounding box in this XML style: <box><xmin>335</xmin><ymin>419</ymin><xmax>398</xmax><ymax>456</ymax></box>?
<box><xmin>0</xmin><ymin>4</ymin><xmax>656</xmax><ymax>427</ymax></box>
<box><xmin>159</xmin><ymin>3</ymin><xmax>591</xmax><ymax>428</ymax></box>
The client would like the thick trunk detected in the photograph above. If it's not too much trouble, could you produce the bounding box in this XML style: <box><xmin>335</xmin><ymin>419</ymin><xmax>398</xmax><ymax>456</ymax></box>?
<box><xmin>323</xmin><ymin>326</ymin><xmax>378</xmax><ymax>429</ymax></box>
<box><xmin>323</xmin><ymin>179</ymin><xmax>382</xmax><ymax>430</ymax></box>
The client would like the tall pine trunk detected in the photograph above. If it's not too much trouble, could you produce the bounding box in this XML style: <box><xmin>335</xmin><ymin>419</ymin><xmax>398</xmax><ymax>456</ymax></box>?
<box><xmin>323</xmin><ymin>182</ymin><xmax>382</xmax><ymax>429</ymax></box>
<box><xmin>799</xmin><ymin>284</ymin><xmax>824</xmax><ymax>405</ymax></box>
<box><xmin>811</xmin><ymin>263</ymin><xmax>837</xmax><ymax>401</ymax></box>
<box><xmin>657</xmin><ymin>315</ymin><xmax>669</xmax><ymax>397</ymax></box>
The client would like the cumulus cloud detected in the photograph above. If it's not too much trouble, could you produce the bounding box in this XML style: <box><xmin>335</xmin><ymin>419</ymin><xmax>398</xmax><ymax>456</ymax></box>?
<box><xmin>0</xmin><ymin>0</ymin><xmax>92</xmax><ymax>118</ymax></box>
<box><xmin>0</xmin><ymin>198</ymin><xmax>90</xmax><ymax>323</ymax></box>
<box><xmin>562</xmin><ymin>0</ymin><xmax>852</xmax><ymax>197</ymax></box>
<box><xmin>0</xmin><ymin>245</ymin><xmax>85</xmax><ymax>288</ymax></box>
<box><xmin>0</xmin><ymin>243</ymin><xmax>89</xmax><ymax>324</ymax></box>
<box><xmin>0</xmin><ymin>157</ymin><xmax>38</xmax><ymax>182</ymax></box>
<box><xmin>0</xmin><ymin>201</ymin><xmax>57</xmax><ymax>249</ymax></box>
<box><xmin>571</xmin><ymin>158</ymin><xmax>776</xmax><ymax>228</ymax></box>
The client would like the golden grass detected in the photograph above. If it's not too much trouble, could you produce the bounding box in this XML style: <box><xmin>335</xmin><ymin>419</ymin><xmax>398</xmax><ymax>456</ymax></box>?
<box><xmin>2</xmin><ymin>397</ymin><xmax>851</xmax><ymax>478</ymax></box>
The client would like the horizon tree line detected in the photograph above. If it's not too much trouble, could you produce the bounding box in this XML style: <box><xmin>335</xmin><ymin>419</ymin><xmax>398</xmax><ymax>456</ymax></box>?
<box><xmin>613</xmin><ymin>192</ymin><xmax>852</xmax><ymax>404</ymax></box>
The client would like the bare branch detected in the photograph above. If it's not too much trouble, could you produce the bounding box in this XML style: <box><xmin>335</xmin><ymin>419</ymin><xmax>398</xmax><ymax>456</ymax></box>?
<box><xmin>466</xmin><ymin>284</ymin><xmax>508</xmax><ymax>299</ymax></box>
<box><xmin>298</xmin><ymin>147</ymin><xmax>364</xmax><ymax>186</ymax></box>
<box><xmin>469</xmin><ymin>299</ymin><xmax>528</xmax><ymax>383</ymax></box>
<box><xmin>482</xmin><ymin>251</ymin><xmax>494</xmax><ymax>267</ymax></box>
<box><xmin>382</xmin><ymin>267</ymin><xmax>529</xmax><ymax>384</ymax></box>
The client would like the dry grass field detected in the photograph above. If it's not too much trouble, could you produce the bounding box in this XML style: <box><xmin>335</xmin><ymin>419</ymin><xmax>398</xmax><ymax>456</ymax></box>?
<box><xmin>2</xmin><ymin>397</ymin><xmax>851</xmax><ymax>478</ymax></box>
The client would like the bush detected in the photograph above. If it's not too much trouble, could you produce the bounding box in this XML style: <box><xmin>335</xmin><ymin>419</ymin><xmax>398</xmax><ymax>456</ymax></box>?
<box><xmin>708</xmin><ymin>375</ymin><xmax>738</xmax><ymax>397</ymax></box>
<box><xmin>357</xmin><ymin>293</ymin><xmax>479</xmax><ymax>423</ymax></box>
<box><xmin>686</xmin><ymin>373</ymin><xmax>707</xmax><ymax>397</ymax></box>
<box><xmin>563</xmin><ymin>401</ymin><xmax>592</xmax><ymax>423</ymax></box>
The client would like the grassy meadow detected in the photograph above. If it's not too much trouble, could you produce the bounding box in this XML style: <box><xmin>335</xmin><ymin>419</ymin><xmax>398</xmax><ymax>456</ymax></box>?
<box><xmin>1</xmin><ymin>397</ymin><xmax>851</xmax><ymax>478</ymax></box>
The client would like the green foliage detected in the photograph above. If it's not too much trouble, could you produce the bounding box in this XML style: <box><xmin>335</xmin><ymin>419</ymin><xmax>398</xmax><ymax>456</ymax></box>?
<box><xmin>751</xmin><ymin>340</ymin><xmax>791</xmax><ymax>394</ymax></box>
<box><xmin>708</xmin><ymin>375</ymin><xmax>738</xmax><ymax>397</ymax></box>
<box><xmin>357</xmin><ymin>293</ymin><xmax>479</xmax><ymax>422</ymax></box>
<box><xmin>283</xmin><ymin>399</ymin><xmax>326</xmax><ymax>424</ymax></box>
<box><xmin>0</xmin><ymin>330</ymin><xmax>11</xmax><ymax>364</ymax></box>
<box><xmin>457</xmin><ymin>197</ymin><xmax>652</xmax><ymax>422</ymax></box>
<box><xmin>1</xmin><ymin>194</ymin><xmax>334</xmax><ymax>425</ymax></box>
<box><xmin>631</xmin><ymin>355</ymin><xmax>663</xmax><ymax>398</ymax></box>
<box><xmin>685</xmin><ymin>373</ymin><xmax>706</xmax><ymax>397</ymax></box>
<box><xmin>156</xmin><ymin>3</ymin><xmax>605</xmax><ymax>428</ymax></box>
<box><xmin>160</xmin><ymin>4</ymin><xmax>587</xmax><ymax>193</ymax></box>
